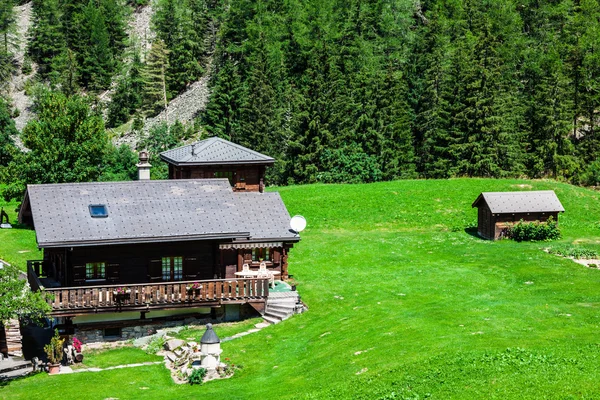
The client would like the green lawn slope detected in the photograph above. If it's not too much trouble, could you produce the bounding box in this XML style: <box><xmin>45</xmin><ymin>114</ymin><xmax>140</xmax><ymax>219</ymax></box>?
<box><xmin>3</xmin><ymin>178</ymin><xmax>600</xmax><ymax>399</ymax></box>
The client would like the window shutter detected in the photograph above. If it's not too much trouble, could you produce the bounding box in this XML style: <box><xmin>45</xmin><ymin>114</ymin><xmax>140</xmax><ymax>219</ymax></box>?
<box><xmin>72</xmin><ymin>265</ymin><xmax>85</xmax><ymax>285</ymax></box>
<box><xmin>106</xmin><ymin>263</ymin><xmax>120</xmax><ymax>283</ymax></box>
<box><xmin>183</xmin><ymin>257</ymin><xmax>198</xmax><ymax>280</ymax></box>
<box><xmin>148</xmin><ymin>260</ymin><xmax>162</xmax><ymax>282</ymax></box>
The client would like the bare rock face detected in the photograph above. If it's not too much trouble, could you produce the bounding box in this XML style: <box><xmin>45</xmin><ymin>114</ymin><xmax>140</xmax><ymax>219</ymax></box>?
<box><xmin>9</xmin><ymin>2</ymin><xmax>35</xmax><ymax>135</ymax></box>
<box><xmin>128</xmin><ymin>5</ymin><xmax>155</xmax><ymax>56</ymax></box>
<box><xmin>114</xmin><ymin>59</ymin><xmax>214</xmax><ymax>149</ymax></box>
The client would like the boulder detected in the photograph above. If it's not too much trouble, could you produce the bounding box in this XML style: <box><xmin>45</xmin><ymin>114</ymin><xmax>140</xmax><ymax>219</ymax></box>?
<box><xmin>164</xmin><ymin>339</ymin><xmax>185</xmax><ymax>351</ymax></box>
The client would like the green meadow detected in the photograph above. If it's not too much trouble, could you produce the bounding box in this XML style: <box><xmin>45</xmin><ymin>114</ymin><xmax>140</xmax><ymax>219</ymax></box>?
<box><xmin>2</xmin><ymin>178</ymin><xmax>600</xmax><ymax>399</ymax></box>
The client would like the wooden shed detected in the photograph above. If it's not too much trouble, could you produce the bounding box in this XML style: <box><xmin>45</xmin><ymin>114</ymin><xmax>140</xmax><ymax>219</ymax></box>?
<box><xmin>471</xmin><ymin>190</ymin><xmax>565</xmax><ymax>240</ymax></box>
<box><xmin>160</xmin><ymin>137</ymin><xmax>275</xmax><ymax>192</ymax></box>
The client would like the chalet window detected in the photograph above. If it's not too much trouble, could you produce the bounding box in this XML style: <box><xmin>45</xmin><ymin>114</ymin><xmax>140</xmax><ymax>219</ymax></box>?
<box><xmin>85</xmin><ymin>262</ymin><xmax>106</xmax><ymax>280</ymax></box>
<box><xmin>162</xmin><ymin>256</ymin><xmax>183</xmax><ymax>281</ymax></box>
<box><xmin>214</xmin><ymin>171</ymin><xmax>234</xmax><ymax>185</ymax></box>
<box><xmin>89</xmin><ymin>204</ymin><xmax>108</xmax><ymax>218</ymax></box>
<box><xmin>252</xmin><ymin>248</ymin><xmax>271</xmax><ymax>262</ymax></box>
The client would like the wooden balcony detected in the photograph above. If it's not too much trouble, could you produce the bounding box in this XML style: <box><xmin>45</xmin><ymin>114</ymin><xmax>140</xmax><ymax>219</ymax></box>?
<box><xmin>28</xmin><ymin>263</ymin><xmax>269</xmax><ymax>317</ymax></box>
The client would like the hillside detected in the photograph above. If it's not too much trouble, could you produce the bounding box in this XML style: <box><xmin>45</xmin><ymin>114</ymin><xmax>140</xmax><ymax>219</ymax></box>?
<box><xmin>4</xmin><ymin>178</ymin><xmax>600</xmax><ymax>399</ymax></box>
<box><xmin>1</xmin><ymin>0</ymin><xmax>600</xmax><ymax>193</ymax></box>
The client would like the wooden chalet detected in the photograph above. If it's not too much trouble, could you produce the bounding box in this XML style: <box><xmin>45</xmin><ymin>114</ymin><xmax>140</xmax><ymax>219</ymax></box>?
<box><xmin>160</xmin><ymin>137</ymin><xmax>275</xmax><ymax>192</ymax></box>
<box><xmin>20</xmin><ymin>179</ymin><xmax>299</xmax><ymax>333</ymax></box>
<box><xmin>472</xmin><ymin>190</ymin><xmax>565</xmax><ymax>240</ymax></box>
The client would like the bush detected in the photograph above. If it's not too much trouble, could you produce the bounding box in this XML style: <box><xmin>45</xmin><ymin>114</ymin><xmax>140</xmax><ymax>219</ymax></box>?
<box><xmin>145</xmin><ymin>336</ymin><xmax>165</xmax><ymax>355</ymax></box>
<box><xmin>188</xmin><ymin>367</ymin><xmax>206</xmax><ymax>385</ymax></box>
<box><xmin>508</xmin><ymin>216</ymin><xmax>561</xmax><ymax>242</ymax></box>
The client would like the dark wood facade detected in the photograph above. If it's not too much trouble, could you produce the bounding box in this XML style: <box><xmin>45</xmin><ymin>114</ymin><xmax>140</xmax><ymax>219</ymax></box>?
<box><xmin>168</xmin><ymin>164</ymin><xmax>267</xmax><ymax>192</ymax></box>
<box><xmin>28</xmin><ymin>240</ymin><xmax>290</xmax><ymax>316</ymax></box>
<box><xmin>476</xmin><ymin>199</ymin><xmax>560</xmax><ymax>240</ymax></box>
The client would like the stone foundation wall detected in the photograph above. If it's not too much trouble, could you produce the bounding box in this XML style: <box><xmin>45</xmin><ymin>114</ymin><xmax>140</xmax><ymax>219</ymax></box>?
<box><xmin>75</xmin><ymin>317</ymin><xmax>212</xmax><ymax>345</ymax></box>
<box><xmin>74</xmin><ymin>304</ymin><xmax>261</xmax><ymax>346</ymax></box>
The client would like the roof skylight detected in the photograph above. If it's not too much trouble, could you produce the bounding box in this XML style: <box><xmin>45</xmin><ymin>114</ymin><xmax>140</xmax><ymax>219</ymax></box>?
<box><xmin>89</xmin><ymin>204</ymin><xmax>108</xmax><ymax>218</ymax></box>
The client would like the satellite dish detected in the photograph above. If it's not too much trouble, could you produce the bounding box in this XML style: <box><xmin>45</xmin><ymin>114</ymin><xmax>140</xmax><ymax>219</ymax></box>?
<box><xmin>290</xmin><ymin>215</ymin><xmax>307</xmax><ymax>234</ymax></box>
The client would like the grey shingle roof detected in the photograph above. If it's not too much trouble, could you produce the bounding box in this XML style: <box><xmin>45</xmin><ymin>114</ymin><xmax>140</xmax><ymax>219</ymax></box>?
<box><xmin>160</xmin><ymin>137</ymin><xmax>275</xmax><ymax>166</ymax></box>
<box><xmin>472</xmin><ymin>190</ymin><xmax>565</xmax><ymax>214</ymax></box>
<box><xmin>26</xmin><ymin>179</ymin><xmax>298</xmax><ymax>248</ymax></box>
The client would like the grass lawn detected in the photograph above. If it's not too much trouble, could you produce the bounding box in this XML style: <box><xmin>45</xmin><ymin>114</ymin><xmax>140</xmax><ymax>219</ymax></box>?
<box><xmin>0</xmin><ymin>194</ymin><xmax>38</xmax><ymax>269</ymax></box>
<box><xmin>70</xmin><ymin>346</ymin><xmax>163</xmax><ymax>370</ymax></box>
<box><xmin>3</xmin><ymin>178</ymin><xmax>600</xmax><ymax>399</ymax></box>
<box><xmin>174</xmin><ymin>318</ymin><xmax>264</xmax><ymax>343</ymax></box>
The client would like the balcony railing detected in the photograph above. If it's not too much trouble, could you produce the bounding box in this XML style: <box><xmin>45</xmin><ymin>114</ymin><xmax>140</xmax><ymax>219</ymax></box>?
<box><xmin>28</xmin><ymin>264</ymin><xmax>269</xmax><ymax>316</ymax></box>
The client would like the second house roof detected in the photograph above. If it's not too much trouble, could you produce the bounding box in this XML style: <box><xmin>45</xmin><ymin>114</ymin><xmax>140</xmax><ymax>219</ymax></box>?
<box><xmin>472</xmin><ymin>190</ymin><xmax>565</xmax><ymax>214</ymax></box>
<box><xmin>160</xmin><ymin>137</ymin><xmax>275</xmax><ymax>166</ymax></box>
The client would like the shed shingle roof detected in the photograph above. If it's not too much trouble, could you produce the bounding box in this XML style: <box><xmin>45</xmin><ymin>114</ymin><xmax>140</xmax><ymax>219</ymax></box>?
<box><xmin>160</xmin><ymin>137</ymin><xmax>275</xmax><ymax>166</ymax></box>
<box><xmin>472</xmin><ymin>190</ymin><xmax>565</xmax><ymax>214</ymax></box>
<box><xmin>25</xmin><ymin>179</ymin><xmax>297</xmax><ymax>248</ymax></box>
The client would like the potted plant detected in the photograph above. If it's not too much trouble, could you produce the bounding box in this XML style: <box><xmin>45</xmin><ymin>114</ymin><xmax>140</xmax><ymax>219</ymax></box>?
<box><xmin>44</xmin><ymin>329</ymin><xmax>64</xmax><ymax>374</ymax></box>
<box><xmin>72</xmin><ymin>337</ymin><xmax>84</xmax><ymax>363</ymax></box>
<box><xmin>186</xmin><ymin>282</ymin><xmax>202</xmax><ymax>298</ymax></box>
<box><xmin>113</xmin><ymin>286</ymin><xmax>130</xmax><ymax>303</ymax></box>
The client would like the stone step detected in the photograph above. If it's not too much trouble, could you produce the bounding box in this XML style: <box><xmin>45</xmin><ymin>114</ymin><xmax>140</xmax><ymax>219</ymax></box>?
<box><xmin>264</xmin><ymin>309</ymin><xmax>290</xmax><ymax>320</ymax></box>
<box><xmin>262</xmin><ymin>314</ymin><xmax>281</xmax><ymax>325</ymax></box>
<box><xmin>0</xmin><ymin>358</ymin><xmax>31</xmax><ymax>375</ymax></box>
<box><xmin>267</xmin><ymin>297</ymin><xmax>299</xmax><ymax>305</ymax></box>
<box><xmin>0</xmin><ymin>366</ymin><xmax>32</xmax><ymax>380</ymax></box>
<box><xmin>266</xmin><ymin>304</ymin><xmax>296</xmax><ymax>314</ymax></box>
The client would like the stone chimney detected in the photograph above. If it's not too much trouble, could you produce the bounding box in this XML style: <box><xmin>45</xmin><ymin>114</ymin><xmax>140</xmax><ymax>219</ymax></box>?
<box><xmin>137</xmin><ymin>150</ymin><xmax>151</xmax><ymax>180</ymax></box>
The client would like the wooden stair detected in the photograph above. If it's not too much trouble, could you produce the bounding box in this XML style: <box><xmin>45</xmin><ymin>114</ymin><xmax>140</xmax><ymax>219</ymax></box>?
<box><xmin>4</xmin><ymin>319</ymin><xmax>22</xmax><ymax>358</ymax></box>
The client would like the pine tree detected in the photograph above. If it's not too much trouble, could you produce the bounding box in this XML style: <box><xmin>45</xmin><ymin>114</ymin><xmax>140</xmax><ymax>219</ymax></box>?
<box><xmin>0</xmin><ymin>97</ymin><xmax>17</xmax><ymax>167</ymax></box>
<box><xmin>28</xmin><ymin>0</ymin><xmax>66</xmax><ymax>78</ymax></box>
<box><xmin>142</xmin><ymin>39</ymin><xmax>169</xmax><ymax>116</ymax></box>
<box><xmin>79</xmin><ymin>1</ymin><xmax>114</xmax><ymax>90</ymax></box>
<box><xmin>0</xmin><ymin>0</ymin><xmax>15</xmax><ymax>54</ymax></box>
<box><xmin>107</xmin><ymin>50</ymin><xmax>144</xmax><ymax>127</ymax></box>
<box><xmin>203</xmin><ymin>60</ymin><xmax>243</xmax><ymax>141</ymax></box>
<box><xmin>52</xmin><ymin>48</ymin><xmax>80</xmax><ymax>96</ymax></box>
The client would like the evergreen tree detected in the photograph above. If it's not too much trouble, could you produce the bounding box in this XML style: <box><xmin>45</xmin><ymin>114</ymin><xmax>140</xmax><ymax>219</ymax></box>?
<box><xmin>0</xmin><ymin>97</ymin><xmax>17</xmax><ymax>167</ymax></box>
<box><xmin>79</xmin><ymin>1</ymin><xmax>114</xmax><ymax>90</ymax></box>
<box><xmin>142</xmin><ymin>39</ymin><xmax>169</xmax><ymax>116</ymax></box>
<box><xmin>203</xmin><ymin>60</ymin><xmax>243</xmax><ymax>141</ymax></box>
<box><xmin>107</xmin><ymin>50</ymin><xmax>144</xmax><ymax>127</ymax></box>
<box><xmin>28</xmin><ymin>0</ymin><xmax>66</xmax><ymax>78</ymax></box>
<box><xmin>0</xmin><ymin>0</ymin><xmax>15</xmax><ymax>54</ymax></box>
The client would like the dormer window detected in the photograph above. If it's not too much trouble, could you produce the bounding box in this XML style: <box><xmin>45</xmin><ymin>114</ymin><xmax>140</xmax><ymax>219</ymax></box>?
<box><xmin>89</xmin><ymin>204</ymin><xmax>108</xmax><ymax>218</ymax></box>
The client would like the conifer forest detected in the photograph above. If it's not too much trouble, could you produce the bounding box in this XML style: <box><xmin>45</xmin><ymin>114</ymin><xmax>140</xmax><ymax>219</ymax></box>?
<box><xmin>0</xmin><ymin>0</ymin><xmax>600</xmax><ymax>197</ymax></box>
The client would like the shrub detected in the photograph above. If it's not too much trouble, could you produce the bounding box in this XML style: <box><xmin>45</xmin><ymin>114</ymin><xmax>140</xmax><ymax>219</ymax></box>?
<box><xmin>548</xmin><ymin>245</ymin><xmax>598</xmax><ymax>259</ymax></box>
<box><xmin>44</xmin><ymin>329</ymin><xmax>65</xmax><ymax>365</ymax></box>
<box><xmin>508</xmin><ymin>216</ymin><xmax>560</xmax><ymax>242</ymax></box>
<box><xmin>188</xmin><ymin>367</ymin><xmax>206</xmax><ymax>385</ymax></box>
<box><xmin>22</xmin><ymin>57</ymin><xmax>32</xmax><ymax>75</ymax></box>
<box><xmin>145</xmin><ymin>335</ymin><xmax>165</xmax><ymax>355</ymax></box>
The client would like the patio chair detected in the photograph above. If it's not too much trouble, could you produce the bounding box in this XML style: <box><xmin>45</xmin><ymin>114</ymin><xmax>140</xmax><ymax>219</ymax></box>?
<box><xmin>242</xmin><ymin>263</ymin><xmax>250</xmax><ymax>272</ymax></box>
